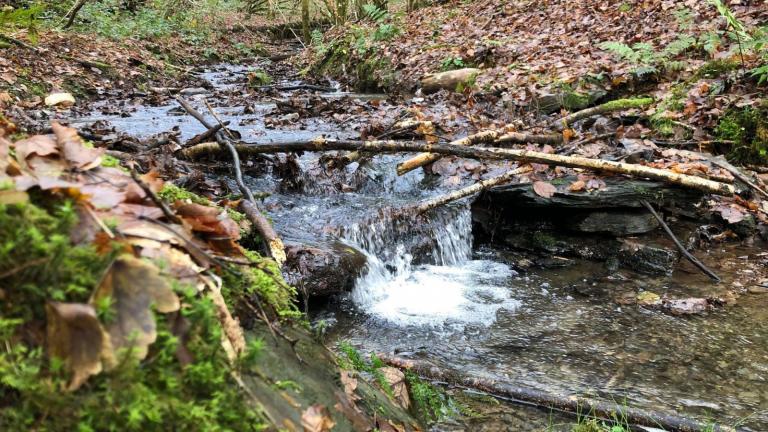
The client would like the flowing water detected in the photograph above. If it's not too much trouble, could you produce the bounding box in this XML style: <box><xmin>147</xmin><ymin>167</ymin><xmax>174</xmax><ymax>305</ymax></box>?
<box><xmin>65</xmin><ymin>63</ymin><xmax>768</xmax><ymax>431</ymax></box>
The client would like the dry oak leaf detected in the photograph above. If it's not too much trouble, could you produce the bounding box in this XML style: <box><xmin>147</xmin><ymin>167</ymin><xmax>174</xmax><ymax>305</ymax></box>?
<box><xmin>301</xmin><ymin>404</ymin><xmax>336</xmax><ymax>432</ymax></box>
<box><xmin>175</xmin><ymin>202</ymin><xmax>241</xmax><ymax>239</ymax></box>
<box><xmin>380</xmin><ymin>366</ymin><xmax>410</xmax><ymax>409</ymax></box>
<box><xmin>52</xmin><ymin>122</ymin><xmax>103</xmax><ymax>170</ymax></box>
<box><xmin>533</xmin><ymin>180</ymin><xmax>557</xmax><ymax>198</ymax></box>
<box><xmin>90</xmin><ymin>255</ymin><xmax>180</xmax><ymax>364</ymax></box>
<box><xmin>569</xmin><ymin>180</ymin><xmax>586</xmax><ymax>192</ymax></box>
<box><xmin>46</xmin><ymin>302</ymin><xmax>106</xmax><ymax>391</ymax></box>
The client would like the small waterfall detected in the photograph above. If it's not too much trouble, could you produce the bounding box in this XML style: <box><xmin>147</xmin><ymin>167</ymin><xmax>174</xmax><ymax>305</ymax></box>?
<box><xmin>342</xmin><ymin>205</ymin><xmax>518</xmax><ymax>327</ymax></box>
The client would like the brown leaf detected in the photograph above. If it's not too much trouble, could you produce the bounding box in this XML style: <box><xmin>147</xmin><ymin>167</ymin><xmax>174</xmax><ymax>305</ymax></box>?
<box><xmin>90</xmin><ymin>255</ymin><xmax>180</xmax><ymax>363</ymax></box>
<box><xmin>301</xmin><ymin>404</ymin><xmax>336</xmax><ymax>432</ymax></box>
<box><xmin>339</xmin><ymin>370</ymin><xmax>360</xmax><ymax>401</ymax></box>
<box><xmin>380</xmin><ymin>367</ymin><xmax>410</xmax><ymax>409</ymax></box>
<box><xmin>52</xmin><ymin>122</ymin><xmax>103</xmax><ymax>170</ymax></box>
<box><xmin>568</xmin><ymin>180</ymin><xmax>586</xmax><ymax>192</ymax></box>
<box><xmin>175</xmin><ymin>203</ymin><xmax>241</xmax><ymax>239</ymax></box>
<box><xmin>532</xmin><ymin>180</ymin><xmax>557</xmax><ymax>198</ymax></box>
<box><xmin>46</xmin><ymin>302</ymin><xmax>105</xmax><ymax>391</ymax></box>
<box><xmin>715</xmin><ymin>205</ymin><xmax>745</xmax><ymax>224</ymax></box>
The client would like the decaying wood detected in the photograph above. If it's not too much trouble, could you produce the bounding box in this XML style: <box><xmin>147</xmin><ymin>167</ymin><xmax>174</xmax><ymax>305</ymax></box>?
<box><xmin>381</xmin><ymin>355</ymin><xmax>735</xmax><ymax>432</ymax></box>
<box><xmin>408</xmin><ymin>166</ymin><xmax>532</xmax><ymax>214</ymax></box>
<box><xmin>175</xmin><ymin>97</ymin><xmax>287</xmax><ymax>266</ymax></box>
<box><xmin>420</xmin><ymin>68</ymin><xmax>480</xmax><ymax>93</ymax></box>
<box><xmin>182</xmin><ymin>139</ymin><xmax>734</xmax><ymax>195</ymax></box>
<box><xmin>551</xmin><ymin>97</ymin><xmax>654</xmax><ymax>131</ymax></box>
<box><xmin>397</xmin><ymin>97</ymin><xmax>655</xmax><ymax>175</ymax></box>
<box><xmin>186</xmin><ymin>123</ymin><xmax>224</xmax><ymax>147</ymax></box>
<box><xmin>640</xmin><ymin>200</ymin><xmax>721</xmax><ymax>282</ymax></box>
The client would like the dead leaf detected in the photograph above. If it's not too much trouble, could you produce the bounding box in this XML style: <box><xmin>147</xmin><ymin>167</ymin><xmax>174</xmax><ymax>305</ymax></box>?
<box><xmin>90</xmin><ymin>255</ymin><xmax>180</xmax><ymax>363</ymax></box>
<box><xmin>301</xmin><ymin>404</ymin><xmax>336</xmax><ymax>432</ymax></box>
<box><xmin>52</xmin><ymin>122</ymin><xmax>103</xmax><ymax>170</ymax></box>
<box><xmin>380</xmin><ymin>367</ymin><xmax>410</xmax><ymax>409</ymax></box>
<box><xmin>175</xmin><ymin>203</ymin><xmax>240</xmax><ymax>239</ymax></box>
<box><xmin>569</xmin><ymin>180</ymin><xmax>586</xmax><ymax>192</ymax></box>
<box><xmin>46</xmin><ymin>302</ymin><xmax>105</xmax><ymax>391</ymax></box>
<box><xmin>340</xmin><ymin>370</ymin><xmax>360</xmax><ymax>401</ymax></box>
<box><xmin>715</xmin><ymin>205</ymin><xmax>745</xmax><ymax>224</ymax></box>
<box><xmin>533</xmin><ymin>180</ymin><xmax>557</xmax><ymax>198</ymax></box>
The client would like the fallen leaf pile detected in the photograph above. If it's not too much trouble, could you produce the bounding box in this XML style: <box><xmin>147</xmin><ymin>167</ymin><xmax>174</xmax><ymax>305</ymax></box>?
<box><xmin>0</xmin><ymin>120</ymin><xmax>256</xmax><ymax>389</ymax></box>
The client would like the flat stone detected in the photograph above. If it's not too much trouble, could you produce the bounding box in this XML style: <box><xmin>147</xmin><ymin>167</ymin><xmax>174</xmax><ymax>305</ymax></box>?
<box><xmin>617</xmin><ymin>239</ymin><xmax>678</xmax><ymax>275</ymax></box>
<box><xmin>572</xmin><ymin>210</ymin><xmax>660</xmax><ymax>236</ymax></box>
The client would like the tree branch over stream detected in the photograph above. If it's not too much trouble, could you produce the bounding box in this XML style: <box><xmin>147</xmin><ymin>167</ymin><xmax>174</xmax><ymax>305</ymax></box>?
<box><xmin>181</xmin><ymin>139</ymin><xmax>735</xmax><ymax>196</ymax></box>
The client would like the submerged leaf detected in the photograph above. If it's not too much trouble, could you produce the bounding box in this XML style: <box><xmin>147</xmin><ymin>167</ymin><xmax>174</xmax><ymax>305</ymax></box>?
<box><xmin>46</xmin><ymin>302</ymin><xmax>105</xmax><ymax>391</ymax></box>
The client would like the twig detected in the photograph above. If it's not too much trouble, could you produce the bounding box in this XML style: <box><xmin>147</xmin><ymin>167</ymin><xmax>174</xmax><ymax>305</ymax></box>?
<box><xmin>130</xmin><ymin>168</ymin><xmax>182</xmax><ymax>224</ymax></box>
<box><xmin>710</xmin><ymin>160</ymin><xmax>768</xmax><ymax>200</ymax></box>
<box><xmin>640</xmin><ymin>200</ymin><xmax>720</xmax><ymax>282</ymax></box>
<box><xmin>0</xmin><ymin>257</ymin><xmax>50</xmax><ymax>280</ymax></box>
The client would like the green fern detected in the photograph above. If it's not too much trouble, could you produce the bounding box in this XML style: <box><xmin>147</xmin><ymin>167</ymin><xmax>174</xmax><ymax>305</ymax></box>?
<box><xmin>362</xmin><ymin>4</ymin><xmax>388</xmax><ymax>23</ymax></box>
<box><xmin>599</xmin><ymin>41</ymin><xmax>636</xmax><ymax>60</ymax></box>
<box><xmin>663</xmin><ymin>35</ymin><xmax>696</xmax><ymax>57</ymax></box>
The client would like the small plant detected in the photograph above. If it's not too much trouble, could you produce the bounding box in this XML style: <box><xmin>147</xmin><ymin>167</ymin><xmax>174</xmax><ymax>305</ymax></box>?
<box><xmin>440</xmin><ymin>56</ymin><xmax>466</xmax><ymax>71</ymax></box>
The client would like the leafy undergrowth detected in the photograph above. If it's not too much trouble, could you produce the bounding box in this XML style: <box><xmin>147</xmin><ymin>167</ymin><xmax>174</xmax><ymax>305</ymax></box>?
<box><xmin>0</xmin><ymin>119</ymin><xmax>295</xmax><ymax>429</ymax></box>
<box><xmin>0</xmin><ymin>1</ymin><xmax>277</xmax><ymax>110</ymax></box>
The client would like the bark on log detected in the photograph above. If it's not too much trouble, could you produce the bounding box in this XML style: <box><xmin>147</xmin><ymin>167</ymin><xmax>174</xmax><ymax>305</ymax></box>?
<box><xmin>408</xmin><ymin>166</ymin><xmax>532</xmax><ymax>213</ymax></box>
<box><xmin>397</xmin><ymin>97</ymin><xmax>654</xmax><ymax>175</ymax></box>
<box><xmin>381</xmin><ymin>355</ymin><xmax>737</xmax><ymax>432</ymax></box>
<box><xmin>181</xmin><ymin>139</ymin><xmax>734</xmax><ymax>195</ymax></box>
<box><xmin>420</xmin><ymin>68</ymin><xmax>480</xmax><ymax>93</ymax></box>
<box><xmin>175</xmin><ymin>97</ymin><xmax>286</xmax><ymax>266</ymax></box>
<box><xmin>551</xmin><ymin>97</ymin><xmax>654</xmax><ymax>131</ymax></box>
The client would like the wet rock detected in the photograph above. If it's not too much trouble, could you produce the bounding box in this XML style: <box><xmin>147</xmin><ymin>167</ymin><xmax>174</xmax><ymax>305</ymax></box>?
<box><xmin>617</xmin><ymin>239</ymin><xmax>678</xmax><ymax>275</ymax></box>
<box><xmin>572</xmin><ymin>210</ymin><xmax>660</xmax><ymax>236</ymax></box>
<box><xmin>179</xmin><ymin>87</ymin><xmax>210</xmax><ymax>96</ymax></box>
<box><xmin>283</xmin><ymin>241</ymin><xmax>367</xmax><ymax>297</ymax></box>
<box><xmin>477</xmin><ymin>177</ymin><xmax>703</xmax><ymax>210</ymax></box>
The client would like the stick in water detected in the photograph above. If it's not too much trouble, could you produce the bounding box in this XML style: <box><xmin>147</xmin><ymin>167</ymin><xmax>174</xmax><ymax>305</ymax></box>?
<box><xmin>640</xmin><ymin>200</ymin><xmax>720</xmax><ymax>282</ymax></box>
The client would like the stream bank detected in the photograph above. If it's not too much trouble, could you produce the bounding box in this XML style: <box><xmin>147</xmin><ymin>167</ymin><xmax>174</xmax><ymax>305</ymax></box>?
<box><xmin>29</xmin><ymin>54</ymin><xmax>767</xmax><ymax>430</ymax></box>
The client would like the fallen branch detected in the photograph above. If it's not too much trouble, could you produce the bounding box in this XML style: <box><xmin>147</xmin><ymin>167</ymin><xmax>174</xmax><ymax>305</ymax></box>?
<box><xmin>408</xmin><ymin>166</ymin><xmax>532</xmax><ymax>214</ymax></box>
<box><xmin>182</xmin><ymin>139</ymin><xmax>734</xmax><ymax>195</ymax></box>
<box><xmin>640</xmin><ymin>200</ymin><xmax>720</xmax><ymax>282</ymax></box>
<box><xmin>710</xmin><ymin>160</ymin><xmax>768</xmax><ymax>200</ymax></box>
<box><xmin>257</xmin><ymin>84</ymin><xmax>337</xmax><ymax>92</ymax></box>
<box><xmin>185</xmin><ymin>123</ymin><xmax>224</xmax><ymax>147</ymax></box>
<box><xmin>551</xmin><ymin>97</ymin><xmax>654</xmax><ymax>131</ymax></box>
<box><xmin>397</xmin><ymin>97</ymin><xmax>655</xmax><ymax>175</ymax></box>
<box><xmin>175</xmin><ymin>97</ymin><xmax>286</xmax><ymax>266</ymax></box>
<box><xmin>381</xmin><ymin>355</ymin><xmax>736</xmax><ymax>432</ymax></box>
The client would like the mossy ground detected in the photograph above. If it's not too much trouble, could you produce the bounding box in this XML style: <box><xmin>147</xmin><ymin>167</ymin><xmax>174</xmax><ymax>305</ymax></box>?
<box><xmin>716</xmin><ymin>105</ymin><xmax>768</xmax><ymax>165</ymax></box>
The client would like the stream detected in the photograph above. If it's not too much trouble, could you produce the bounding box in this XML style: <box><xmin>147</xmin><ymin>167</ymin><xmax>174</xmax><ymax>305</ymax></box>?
<box><xmin>63</xmin><ymin>62</ymin><xmax>768</xmax><ymax>431</ymax></box>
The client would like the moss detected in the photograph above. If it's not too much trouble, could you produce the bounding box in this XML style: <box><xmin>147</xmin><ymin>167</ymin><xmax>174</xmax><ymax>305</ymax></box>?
<box><xmin>247</xmin><ymin>70</ymin><xmax>272</xmax><ymax>87</ymax></box>
<box><xmin>0</xmin><ymin>196</ymin><xmax>268</xmax><ymax>430</ymax></box>
<box><xmin>101</xmin><ymin>154</ymin><xmax>122</xmax><ymax>168</ymax></box>
<box><xmin>716</xmin><ymin>107</ymin><xmax>768</xmax><ymax>164</ymax></box>
<box><xmin>157</xmin><ymin>183</ymin><xmax>211</xmax><ymax>205</ymax></box>
<box><xmin>599</xmin><ymin>97</ymin><xmax>653</xmax><ymax>111</ymax></box>
<box><xmin>222</xmin><ymin>249</ymin><xmax>299</xmax><ymax>320</ymax></box>
<box><xmin>531</xmin><ymin>231</ymin><xmax>557</xmax><ymax>250</ymax></box>
<box><xmin>404</xmin><ymin>370</ymin><xmax>456</xmax><ymax>424</ymax></box>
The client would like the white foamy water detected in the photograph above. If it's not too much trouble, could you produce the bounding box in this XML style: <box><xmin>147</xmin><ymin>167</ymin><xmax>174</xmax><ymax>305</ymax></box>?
<box><xmin>343</xmin><ymin>206</ymin><xmax>520</xmax><ymax>327</ymax></box>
